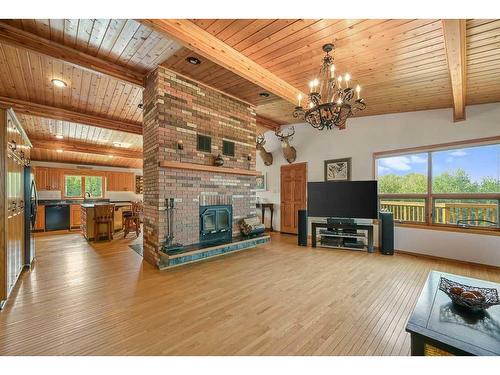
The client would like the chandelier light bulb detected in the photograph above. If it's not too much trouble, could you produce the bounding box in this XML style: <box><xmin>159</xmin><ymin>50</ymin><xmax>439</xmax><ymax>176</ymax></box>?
<box><xmin>330</xmin><ymin>64</ymin><xmax>335</xmax><ymax>74</ymax></box>
<box><xmin>337</xmin><ymin>98</ymin><xmax>343</xmax><ymax>105</ymax></box>
<box><xmin>309</xmin><ymin>81</ymin><xmax>314</xmax><ymax>92</ymax></box>
<box><xmin>309</xmin><ymin>102</ymin><xmax>314</xmax><ymax>109</ymax></box>
<box><xmin>344</xmin><ymin>73</ymin><xmax>351</xmax><ymax>87</ymax></box>
<box><xmin>356</xmin><ymin>84</ymin><xmax>361</xmax><ymax>99</ymax></box>
<box><xmin>337</xmin><ymin>75</ymin><xmax>343</xmax><ymax>88</ymax></box>
<box><xmin>298</xmin><ymin>93</ymin><xmax>303</xmax><ymax>107</ymax></box>
<box><xmin>313</xmin><ymin>78</ymin><xmax>319</xmax><ymax>88</ymax></box>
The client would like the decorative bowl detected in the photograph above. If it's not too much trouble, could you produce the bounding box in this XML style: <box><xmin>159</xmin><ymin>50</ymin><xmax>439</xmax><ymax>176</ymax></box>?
<box><xmin>439</xmin><ymin>277</ymin><xmax>500</xmax><ymax>311</ymax></box>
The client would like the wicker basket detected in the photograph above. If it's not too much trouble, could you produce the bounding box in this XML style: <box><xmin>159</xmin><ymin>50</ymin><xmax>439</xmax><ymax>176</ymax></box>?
<box><xmin>439</xmin><ymin>277</ymin><xmax>500</xmax><ymax>311</ymax></box>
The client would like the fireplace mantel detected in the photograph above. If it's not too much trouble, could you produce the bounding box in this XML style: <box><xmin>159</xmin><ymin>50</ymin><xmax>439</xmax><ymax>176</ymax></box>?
<box><xmin>159</xmin><ymin>161</ymin><xmax>260</xmax><ymax>176</ymax></box>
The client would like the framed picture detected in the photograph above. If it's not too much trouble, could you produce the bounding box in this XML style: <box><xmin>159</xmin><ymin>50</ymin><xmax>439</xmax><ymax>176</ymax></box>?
<box><xmin>324</xmin><ymin>158</ymin><xmax>352</xmax><ymax>181</ymax></box>
<box><xmin>255</xmin><ymin>173</ymin><xmax>267</xmax><ymax>191</ymax></box>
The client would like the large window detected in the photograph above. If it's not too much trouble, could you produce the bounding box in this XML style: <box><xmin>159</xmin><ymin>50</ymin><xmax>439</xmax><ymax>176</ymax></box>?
<box><xmin>64</xmin><ymin>175</ymin><xmax>103</xmax><ymax>198</ymax></box>
<box><xmin>375</xmin><ymin>142</ymin><xmax>500</xmax><ymax>229</ymax></box>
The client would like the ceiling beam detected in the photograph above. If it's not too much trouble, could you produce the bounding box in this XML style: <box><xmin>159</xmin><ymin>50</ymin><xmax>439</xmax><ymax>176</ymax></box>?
<box><xmin>256</xmin><ymin>115</ymin><xmax>282</xmax><ymax>131</ymax></box>
<box><xmin>30</xmin><ymin>137</ymin><xmax>143</xmax><ymax>160</ymax></box>
<box><xmin>139</xmin><ymin>19</ymin><xmax>306</xmax><ymax>105</ymax></box>
<box><xmin>442</xmin><ymin>19</ymin><xmax>467</xmax><ymax>122</ymax></box>
<box><xmin>0</xmin><ymin>21</ymin><xmax>144</xmax><ymax>87</ymax></box>
<box><xmin>0</xmin><ymin>96</ymin><xmax>143</xmax><ymax>135</ymax></box>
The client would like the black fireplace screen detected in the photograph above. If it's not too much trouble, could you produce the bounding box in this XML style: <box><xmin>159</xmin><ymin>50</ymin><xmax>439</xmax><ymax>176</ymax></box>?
<box><xmin>200</xmin><ymin>205</ymin><xmax>232</xmax><ymax>244</ymax></box>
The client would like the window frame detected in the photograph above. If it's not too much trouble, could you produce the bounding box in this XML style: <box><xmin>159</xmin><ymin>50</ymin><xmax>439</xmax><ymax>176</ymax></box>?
<box><xmin>373</xmin><ymin>136</ymin><xmax>500</xmax><ymax>233</ymax></box>
<box><xmin>63</xmin><ymin>174</ymin><xmax>104</xmax><ymax>199</ymax></box>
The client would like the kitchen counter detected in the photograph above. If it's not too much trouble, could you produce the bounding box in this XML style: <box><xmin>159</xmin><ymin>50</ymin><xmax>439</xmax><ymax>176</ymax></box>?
<box><xmin>80</xmin><ymin>202</ymin><xmax>133</xmax><ymax>208</ymax></box>
<box><xmin>80</xmin><ymin>202</ymin><xmax>133</xmax><ymax>240</ymax></box>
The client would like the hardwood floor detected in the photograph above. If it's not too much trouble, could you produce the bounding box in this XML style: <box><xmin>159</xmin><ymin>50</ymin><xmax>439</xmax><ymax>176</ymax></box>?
<box><xmin>0</xmin><ymin>232</ymin><xmax>498</xmax><ymax>356</ymax></box>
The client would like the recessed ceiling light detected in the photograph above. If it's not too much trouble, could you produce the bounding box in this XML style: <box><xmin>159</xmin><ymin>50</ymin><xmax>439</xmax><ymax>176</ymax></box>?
<box><xmin>186</xmin><ymin>56</ymin><xmax>201</xmax><ymax>65</ymax></box>
<box><xmin>113</xmin><ymin>142</ymin><xmax>122</xmax><ymax>147</ymax></box>
<box><xmin>55</xmin><ymin>134</ymin><xmax>64</xmax><ymax>139</ymax></box>
<box><xmin>108</xmin><ymin>155</ymin><xmax>114</xmax><ymax>158</ymax></box>
<box><xmin>259</xmin><ymin>92</ymin><xmax>270</xmax><ymax>98</ymax></box>
<box><xmin>138</xmin><ymin>103</ymin><xmax>143</xmax><ymax>109</ymax></box>
<box><xmin>51</xmin><ymin>79</ymin><xmax>67</xmax><ymax>88</ymax></box>
<box><xmin>56</xmin><ymin>149</ymin><xmax>63</xmax><ymax>153</ymax></box>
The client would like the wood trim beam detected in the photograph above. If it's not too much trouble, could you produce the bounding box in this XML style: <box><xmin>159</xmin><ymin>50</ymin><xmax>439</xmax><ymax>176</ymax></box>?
<box><xmin>159</xmin><ymin>160</ymin><xmax>260</xmax><ymax>176</ymax></box>
<box><xmin>442</xmin><ymin>19</ymin><xmax>467</xmax><ymax>122</ymax></box>
<box><xmin>0</xmin><ymin>96</ymin><xmax>143</xmax><ymax>135</ymax></box>
<box><xmin>30</xmin><ymin>137</ymin><xmax>143</xmax><ymax>160</ymax></box>
<box><xmin>0</xmin><ymin>21</ymin><xmax>144</xmax><ymax>87</ymax></box>
<box><xmin>140</xmin><ymin>19</ymin><xmax>306</xmax><ymax>105</ymax></box>
<box><xmin>256</xmin><ymin>115</ymin><xmax>283</xmax><ymax>131</ymax></box>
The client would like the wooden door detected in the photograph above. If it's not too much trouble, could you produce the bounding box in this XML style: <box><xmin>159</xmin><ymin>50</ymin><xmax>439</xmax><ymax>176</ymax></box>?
<box><xmin>34</xmin><ymin>167</ymin><xmax>49</xmax><ymax>190</ymax></box>
<box><xmin>280</xmin><ymin>163</ymin><xmax>307</xmax><ymax>234</ymax></box>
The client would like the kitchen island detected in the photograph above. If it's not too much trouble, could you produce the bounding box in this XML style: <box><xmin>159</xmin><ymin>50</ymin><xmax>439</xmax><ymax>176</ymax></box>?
<box><xmin>80</xmin><ymin>202</ymin><xmax>132</xmax><ymax>241</ymax></box>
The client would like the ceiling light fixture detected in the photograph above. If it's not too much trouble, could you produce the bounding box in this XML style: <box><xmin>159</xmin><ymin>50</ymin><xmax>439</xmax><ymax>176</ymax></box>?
<box><xmin>293</xmin><ymin>44</ymin><xmax>366</xmax><ymax>130</ymax></box>
<box><xmin>55</xmin><ymin>134</ymin><xmax>64</xmax><ymax>139</ymax></box>
<box><xmin>56</xmin><ymin>149</ymin><xmax>63</xmax><ymax>153</ymax></box>
<box><xmin>51</xmin><ymin>79</ymin><xmax>67</xmax><ymax>88</ymax></box>
<box><xmin>113</xmin><ymin>142</ymin><xmax>122</xmax><ymax>147</ymax></box>
<box><xmin>186</xmin><ymin>56</ymin><xmax>201</xmax><ymax>65</ymax></box>
<box><xmin>108</xmin><ymin>155</ymin><xmax>114</xmax><ymax>158</ymax></box>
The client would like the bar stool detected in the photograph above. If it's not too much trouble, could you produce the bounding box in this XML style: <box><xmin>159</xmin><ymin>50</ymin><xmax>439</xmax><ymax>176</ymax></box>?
<box><xmin>124</xmin><ymin>201</ymin><xmax>143</xmax><ymax>238</ymax></box>
<box><xmin>94</xmin><ymin>204</ymin><xmax>115</xmax><ymax>241</ymax></box>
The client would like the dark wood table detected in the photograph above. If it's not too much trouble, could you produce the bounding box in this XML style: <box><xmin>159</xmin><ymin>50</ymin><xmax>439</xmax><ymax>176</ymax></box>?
<box><xmin>256</xmin><ymin>203</ymin><xmax>274</xmax><ymax>231</ymax></box>
<box><xmin>311</xmin><ymin>221</ymin><xmax>374</xmax><ymax>253</ymax></box>
<box><xmin>406</xmin><ymin>271</ymin><xmax>500</xmax><ymax>356</ymax></box>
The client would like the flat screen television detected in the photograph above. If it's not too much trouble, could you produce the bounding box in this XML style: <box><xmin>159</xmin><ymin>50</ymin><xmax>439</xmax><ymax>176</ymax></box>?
<box><xmin>307</xmin><ymin>180</ymin><xmax>378</xmax><ymax>219</ymax></box>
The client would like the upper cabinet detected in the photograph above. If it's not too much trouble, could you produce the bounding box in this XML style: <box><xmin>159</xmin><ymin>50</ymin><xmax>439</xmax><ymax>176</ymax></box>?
<box><xmin>34</xmin><ymin>167</ymin><xmax>61</xmax><ymax>191</ymax></box>
<box><xmin>106</xmin><ymin>172</ymin><xmax>135</xmax><ymax>192</ymax></box>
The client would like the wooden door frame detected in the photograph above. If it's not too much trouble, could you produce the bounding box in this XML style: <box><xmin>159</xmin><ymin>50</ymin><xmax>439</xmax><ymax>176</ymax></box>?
<box><xmin>280</xmin><ymin>162</ymin><xmax>307</xmax><ymax>234</ymax></box>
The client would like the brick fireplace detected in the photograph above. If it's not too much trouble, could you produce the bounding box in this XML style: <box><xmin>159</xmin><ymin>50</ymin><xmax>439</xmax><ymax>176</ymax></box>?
<box><xmin>142</xmin><ymin>66</ymin><xmax>257</xmax><ymax>267</ymax></box>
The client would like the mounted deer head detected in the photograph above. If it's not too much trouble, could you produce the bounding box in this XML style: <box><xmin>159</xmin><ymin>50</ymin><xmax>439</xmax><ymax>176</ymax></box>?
<box><xmin>275</xmin><ymin>126</ymin><xmax>297</xmax><ymax>164</ymax></box>
<box><xmin>256</xmin><ymin>134</ymin><xmax>273</xmax><ymax>166</ymax></box>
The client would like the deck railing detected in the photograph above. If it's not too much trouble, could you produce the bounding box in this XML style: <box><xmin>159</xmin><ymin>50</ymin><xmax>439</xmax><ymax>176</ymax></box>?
<box><xmin>380</xmin><ymin>200</ymin><xmax>499</xmax><ymax>225</ymax></box>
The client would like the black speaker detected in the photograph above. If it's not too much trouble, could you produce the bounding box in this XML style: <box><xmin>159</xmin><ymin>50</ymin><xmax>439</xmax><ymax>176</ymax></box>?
<box><xmin>379</xmin><ymin>211</ymin><xmax>394</xmax><ymax>255</ymax></box>
<box><xmin>298</xmin><ymin>210</ymin><xmax>308</xmax><ymax>246</ymax></box>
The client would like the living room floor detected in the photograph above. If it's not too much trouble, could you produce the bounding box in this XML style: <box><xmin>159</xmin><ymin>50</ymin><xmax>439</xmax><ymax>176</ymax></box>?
<box><xmin>0</xmin><ymin>232</ymin><xmax>498</xmax><ymax>356</ymax></box>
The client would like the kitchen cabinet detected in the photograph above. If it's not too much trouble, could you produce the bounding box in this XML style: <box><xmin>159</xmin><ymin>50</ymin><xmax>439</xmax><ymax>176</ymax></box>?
<box><xmin>70</xmin><ymin>204</ymin><xmax>81</xmax><ymax>228</ymax></box>
<box><xmin>106</xmin><ymin>172</ymin><xmax>134</xmax><ymax>191</ymax></box>
<box><xmin>34</xmin><ymin>167</ymin><xmax>48</xmax><ymax>190</ymax></box>
<box><xmin>35</xmin><ymin>205</ymin><xmax>45</xmax><ymax>231</ymax></box>
<box><xmin>48</xmin><ymin>168</ymin><xmax>61</xmax><ymax>191</ymax></box>
<box><xmin>34</xmin><ymin>167</ymin><xmax>61</xmax><ymax>191</ymax></box>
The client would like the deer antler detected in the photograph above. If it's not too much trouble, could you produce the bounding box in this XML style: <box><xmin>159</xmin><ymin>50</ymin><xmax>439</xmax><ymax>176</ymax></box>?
<box><xmin>275</xmin><ymin>126</ymin><xmax>295</xmax><ymax>141</ymax></box>
<box><xmin>256</xmin><ymin>134</ymin><xmax>266</xmax><ymax>146</ymax></box>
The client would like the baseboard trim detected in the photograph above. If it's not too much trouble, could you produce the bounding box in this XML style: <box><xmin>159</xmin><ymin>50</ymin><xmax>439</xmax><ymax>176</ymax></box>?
<box><xmin>394</xmin><ymin>249</ymin><xmax>500</xmax><ymax>271</ymax></box>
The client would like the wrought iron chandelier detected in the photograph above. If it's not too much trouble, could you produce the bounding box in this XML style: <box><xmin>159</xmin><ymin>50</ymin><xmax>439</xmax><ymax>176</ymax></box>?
<box><xmin>293</xmin><ymin>43</ymin><xmax>366</xmax><ymax>130</ymax></box>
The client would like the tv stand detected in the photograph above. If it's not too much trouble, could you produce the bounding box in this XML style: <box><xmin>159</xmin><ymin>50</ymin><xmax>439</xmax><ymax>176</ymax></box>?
<box><xmin>311</xmin><ymin>221</ymin><xmax>374</xmax><ymax>253</ymax></box>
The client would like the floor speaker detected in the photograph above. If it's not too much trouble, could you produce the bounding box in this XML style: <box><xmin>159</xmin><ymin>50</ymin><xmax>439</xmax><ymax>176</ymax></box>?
<box><xmin>298</xmin><ymin>210</ymin><xmax>307</xmax><ymax>246</ymax></box>
<box><xmin>379</xmin><ymin>211</ymin><xmax>394</xmax><ymax>255</ymax></box>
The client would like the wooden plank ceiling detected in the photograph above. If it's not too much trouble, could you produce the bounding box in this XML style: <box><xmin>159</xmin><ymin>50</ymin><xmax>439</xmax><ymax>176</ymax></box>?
<box><xmin>0</xmin><ymin>19</ymin><xmax>499</xmax><ymax>167</ymax></box>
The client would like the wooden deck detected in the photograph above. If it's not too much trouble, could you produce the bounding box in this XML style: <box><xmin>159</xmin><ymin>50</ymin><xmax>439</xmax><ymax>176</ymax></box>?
<box><xmin>0</xmin><ymin>231</ymin><xmax>498</xmax><ymax>356</ymax></box>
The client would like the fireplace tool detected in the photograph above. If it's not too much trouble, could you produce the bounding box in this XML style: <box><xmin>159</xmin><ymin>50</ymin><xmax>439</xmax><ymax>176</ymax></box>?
<box><xmin>164</xmin><ymin>197</ymin><xmax>183</xmax><ymax>253</ymax></box>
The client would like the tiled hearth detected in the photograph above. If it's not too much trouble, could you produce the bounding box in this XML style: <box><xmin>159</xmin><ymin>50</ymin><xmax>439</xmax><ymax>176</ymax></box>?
<box><xmin>142</xmin><ymin>66</ymin><xmax>263</xmax><ymax>268</ymax></box>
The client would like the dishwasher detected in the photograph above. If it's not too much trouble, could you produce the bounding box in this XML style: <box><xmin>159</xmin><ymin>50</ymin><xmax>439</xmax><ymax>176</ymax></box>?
<box><xmin>45</xmin><ymin>204</ymin><xmax>70</xmax><ymax>231</ymax></box>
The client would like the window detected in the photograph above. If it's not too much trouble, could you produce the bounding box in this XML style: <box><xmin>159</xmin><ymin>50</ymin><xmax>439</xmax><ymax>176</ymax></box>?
<box><xmin>222</xmin><ymin>140</ymin><xmax>235</xmax><ymax>157</ymax></box>
<box><xmin>65</xmin><ymin>176</ymin><xmax>83</xmax><ymax>198</ymax></box>
<box><xmin>64</xmin><ymin>175</ymin><xmax>104</xmax><ymax>198</ymax></box>
<box><xmin>197</xmin><ymin>134</ymin><xmax>211</xmax><ymax>152</ymax></box>
<box><xmin>85</xmin><ymin>176</ymin><xmax>103</xmax><ymax>198</ymax></box>
<box><xmin>375</xmin><ymin>142</ymin><xmax>500</xmax><ymax>229</ymax></box>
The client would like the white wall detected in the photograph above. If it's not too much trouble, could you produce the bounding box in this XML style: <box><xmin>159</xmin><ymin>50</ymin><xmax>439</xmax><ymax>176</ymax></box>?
<box><xmin>256</xmin><ymin>103</ymin><xmax>500</xmax><ymax>266</ymax></box>
<box><xmin>31</xmin><ymin>161</ymin><xmax>143</xmax><ymax>202</ymax></box>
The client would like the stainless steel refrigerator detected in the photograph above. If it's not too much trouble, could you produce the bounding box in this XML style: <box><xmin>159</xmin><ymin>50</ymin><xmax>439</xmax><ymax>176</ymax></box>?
<box><xmin>24</xmin><ymin>166</ymin><xmax>38</xmax><ymax>266</ymax></box>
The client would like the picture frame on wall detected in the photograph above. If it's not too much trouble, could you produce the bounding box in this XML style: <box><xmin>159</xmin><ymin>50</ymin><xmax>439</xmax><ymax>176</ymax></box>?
<box><xmin>324</xmin><ymin>158</ymin><xmax>352</xmax><ymax>181</ymax></box>
<box><xmin>255</xmin><ymin>173</ymin><xmax>267</xmax><ymax>191</ymax></box>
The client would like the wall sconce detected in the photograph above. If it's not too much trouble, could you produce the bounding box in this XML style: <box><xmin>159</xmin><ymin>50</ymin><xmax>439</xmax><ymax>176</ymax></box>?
<box><xmin>177</xmin><ymin>140</ymin><xmax>184</xmax><ymax>150</ymax></box>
